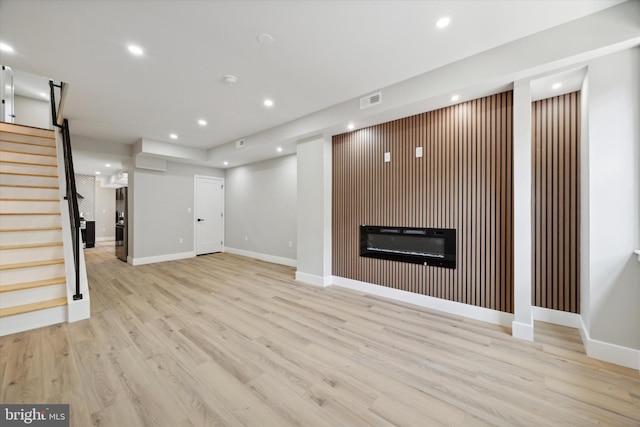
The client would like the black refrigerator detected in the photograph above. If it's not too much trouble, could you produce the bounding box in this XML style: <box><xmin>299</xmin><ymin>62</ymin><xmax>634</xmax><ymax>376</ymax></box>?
<box><xmin>115</xmin><ymin>187</ymin><xmax>127</xmax><ymax>261</ymax></box>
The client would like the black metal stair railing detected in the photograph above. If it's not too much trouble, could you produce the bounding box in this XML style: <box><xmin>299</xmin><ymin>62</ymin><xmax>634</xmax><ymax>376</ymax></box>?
<box><xmin>49</xmin><ymin>80</ymin><xmax>82</xmax><ymax>301</ymax></box>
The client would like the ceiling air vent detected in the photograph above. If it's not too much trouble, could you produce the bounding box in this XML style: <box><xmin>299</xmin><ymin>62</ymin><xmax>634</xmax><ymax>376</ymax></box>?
<box><xmin>236</xmin><ymin>139</ymin><xmax>245</xmax><ymax>148</ymax></box>
<box><xmin>360</xmin><ymin>91</ymin><xmax>382</xmax><ymax>110</ymax></box>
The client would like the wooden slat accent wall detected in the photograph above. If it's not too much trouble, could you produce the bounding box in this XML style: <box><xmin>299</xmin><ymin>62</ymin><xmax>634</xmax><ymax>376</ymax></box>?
<box><xmin>532</xmin><ymin>92</ymin><xmax>580</xmax><ymax>313</ymax></box>
<box><xmin>332</xmin><ymin>91</ymin><xmax>514</xmax><ymax>313</ymax></box>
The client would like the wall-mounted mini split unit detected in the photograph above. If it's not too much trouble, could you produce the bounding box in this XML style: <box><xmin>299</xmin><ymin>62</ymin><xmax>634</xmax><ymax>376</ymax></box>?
<box><xmin>236</xmin><ymin>139</ymin><xmax>245</xmax><ymax>148</ymax></box>
<box><xmin>360</xmin><ymin>91</ymin><xmax>382</xmax><ymax>110</ymax></box>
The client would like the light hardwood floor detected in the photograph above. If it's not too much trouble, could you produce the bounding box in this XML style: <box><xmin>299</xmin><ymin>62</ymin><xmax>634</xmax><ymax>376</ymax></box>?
<box><xmin>1</xmin><ymin>242</ymin><xmax>639</xmax><ymax>426</ymax></box>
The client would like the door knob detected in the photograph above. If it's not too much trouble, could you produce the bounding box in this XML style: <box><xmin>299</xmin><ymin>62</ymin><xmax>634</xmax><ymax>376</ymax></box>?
<box><xmin>197</xmin><ymin>218</ymin><xmax>204</xmax><ymax>222</ymax></box>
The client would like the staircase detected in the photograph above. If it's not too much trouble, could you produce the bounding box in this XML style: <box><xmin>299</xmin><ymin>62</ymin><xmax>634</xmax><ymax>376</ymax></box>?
<box><xmin>0</xmin><ymin>122</ymin><xmax>68</xmax><ymax>334</ymax></box>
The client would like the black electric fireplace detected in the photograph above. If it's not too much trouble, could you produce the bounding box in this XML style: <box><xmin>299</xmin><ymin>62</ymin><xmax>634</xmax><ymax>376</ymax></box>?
<box><xmin>360</xmin><ymin>225</ymin><xmax>456</xmax><ymax>269</ymax></box>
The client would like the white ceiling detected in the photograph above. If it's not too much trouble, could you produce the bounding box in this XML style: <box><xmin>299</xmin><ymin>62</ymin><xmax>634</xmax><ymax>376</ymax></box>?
<box><xmin>0</xmin><ymin>0</ymin><xmax>626</xmax><ymax>175</ymax></box>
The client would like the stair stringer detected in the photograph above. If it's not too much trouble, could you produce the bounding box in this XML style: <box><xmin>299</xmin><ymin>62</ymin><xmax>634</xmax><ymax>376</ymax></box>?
<box><xmin>54</xmin><ymin>128</ymin><xmax>90</xmax><ymax>322</ymax></box>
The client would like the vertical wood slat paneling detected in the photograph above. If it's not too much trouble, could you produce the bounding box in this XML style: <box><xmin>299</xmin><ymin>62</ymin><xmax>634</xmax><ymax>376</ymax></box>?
<box><xmin>532</xmin><ymin>91</ymin><xmax>581</xmax><ymax>313</ymax></box>
<box><xmin>332</xmin><ymin>91</ymin><xmax>514</xmax><ymax>313</ymax></box>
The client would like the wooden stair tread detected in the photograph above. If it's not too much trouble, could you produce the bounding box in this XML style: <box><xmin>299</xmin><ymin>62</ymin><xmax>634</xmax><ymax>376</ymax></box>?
<box><xmin>0</xmin><ymin>139</ymin><xmax>57</xmax><ymax>149</ymax></box>
<box><xmin>0</xmin><ymin>212</ymin><xmax>61</xmax><ymax>216</ymax></box>
<box><xmin>0</xmin><ymin>277</ymin><xmax>66</xmax><ymax>293</ymax></box>
<box><xmin>0</xmin><ymin>297</ymin><xmax>67</xmax><ymax>318</ymax></box>
<box><xmin>0</xmin><ymin>184</ymin><xmax>58</xmax><ymax>189</ymax></box>
<box><xmin>0</xmin><ymin>198</ymin><xmax>59</xmax><ymax>202</ymax></box>
<box><xmin>0</xmin><ymin>258</ymin><xmax>64</xmax><ymax>270</ymax></box>
<box><xmin>0</xmin><ymin>242</ymin><xmax>63</xmax><ymax>250</ymax></box>
<box><xmin>0</xmin><ymin>123</ymin><xmax>56</xmax><ymax>139</ymax></box>
<box><xmin>0</xmin><ymin>149</ymin><xmax>57</xmax><ymax>158</ymax></box>
<box><xmin>0</xmin><ymin>227</ymin><xmax>62</xmax><ymax>232</ymax></box>
<box><xmin>0</xmin><ymin>171</ymin><xmax>58</xmax><ymax>178</ymax></box>
<box><xmin>0</xmin><ymin>159</ymin><xmax>58</xmax><ymax>167</ymax></box>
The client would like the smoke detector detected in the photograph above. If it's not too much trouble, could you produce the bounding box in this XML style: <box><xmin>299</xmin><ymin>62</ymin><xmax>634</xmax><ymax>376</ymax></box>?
<box><xmin>257</xmin><ymin>33</ymin><xmax>274</xmax><ymax>46</ymax></box>
<box><xmin>224</xmin><ymin>75</ymin><xmax>238</xmax><ymax>85</ymax></box>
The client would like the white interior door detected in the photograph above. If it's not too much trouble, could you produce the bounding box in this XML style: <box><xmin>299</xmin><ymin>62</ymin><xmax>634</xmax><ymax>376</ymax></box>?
<box><xmin>1</xmin><ymin>65</ymin><xmax>15</xmax><ymax>123</ymax></box>
<box><xmin>195</xmin><ymin>176</ymin><xmax>224</xmax><ymax>255</ymax></box>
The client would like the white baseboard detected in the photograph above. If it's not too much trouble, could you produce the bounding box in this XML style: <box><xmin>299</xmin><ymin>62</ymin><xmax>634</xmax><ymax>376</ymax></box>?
<box><xmin>130</xmin><ymin>251</ymin><xmax>195</xmax><ymax>266</ymax></box>
<box><xmin>295</xmin><ymin>271</ymin><xmax>331</xmax><ymax>287</ymax></box>
<box><xmin>532</xmin><ymin>308</ymin><xmax>638</xmax><ymax>370</ymax></box>
<box><xmin>0</xmin><ymin>305</ymin><xmax>67</xmax><ymax>336</ymax></box>
<box><xmin>68</xmin><ymin>296</ymin><xmax>91</xmax><ymax>323</ymax></box>
<box><xmin>532</xmin><ymin>306</ymin><xmax>582</xmax><ymax>328</ymax></box>
<box><xmin>224</xmin><ymin>247</ymin><xmax>297</xmax><ymax>268</ymax></box>
<box><xmin>579</xmin><ymin>316</ymin><xmax>639</xmax><ymax>371</ymax></box>
<box><xmin>512</xmin><ymin>321</ymin><xmax>534</xmax><ymax>341</ymax></box>
<box><xmin>96</xmin><ymin>236</ymin><xmax>115</xmax><ymax>242</ymax></box>
<box><xmin>331</xmin><ymin>275</ymin><xmax>513</xmax><ymax>327</ymax></box>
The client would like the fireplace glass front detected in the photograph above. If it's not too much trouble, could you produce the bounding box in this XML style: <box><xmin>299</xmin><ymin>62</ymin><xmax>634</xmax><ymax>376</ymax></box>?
<box><xmin>360</xmin><ymin>226</ymin><xmax>456</xmax><ymax>268</ymax></box>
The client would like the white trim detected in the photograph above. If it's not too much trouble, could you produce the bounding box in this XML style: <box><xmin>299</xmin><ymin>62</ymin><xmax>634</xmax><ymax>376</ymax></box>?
<box><xmin>512</xmin><ymin>321</ymin><xmax>535</xmax><ymax>341</ymax></box>
<box><xmin>55</xmin><ymin>129</ymin><xmax>90</xmax><ymax>324</ymax></box>
<box><xmin>532</xmin><ymin>306</ymin><xmax>582</xmax><ymax>329</ymax></box>
<box><xmin>579</xmin><ymin>316</ymin><xmax>640</xmax><ymax>371</ymax></box>
<box><xmin>0</xmin><ymin>305</ymin><xmax>67</xmax><ymax>337</ymax></box>
<box><xmin>512</xmin><ymin>80</ymin><xmax>534</xmax><ymax>340</ymax></box>
<box><xmin>68</xmin><ymin>295</ymin><xmax>91</xmax><ymax>323</ymax></box>
<box><xmin>130</xmin><ymin>251</ymin><xmax>195</xmax><ymax>266</ymax></box>
<box><xmin>331</xmin><ymin>275</ymin><xmax>513</xmax><ymax>327</ymax></box>
<box><xmin>224</xmin><ymin>247</ymin><xmax>297</xmax><ymax>267</ymax></box>
<box><xmin>295</xmin><ymin>271</ymin><xmax>331</xmax><ymax>287</ymax></box>
<box><xmin>96</xmin><ymin>236</ymin><xmax>115</xmax><ymax>242</ymax></box>
<box><xmin>0</xmin><ymin>284</ymin><xmax>66</xmax><ymax>309</ymax></box>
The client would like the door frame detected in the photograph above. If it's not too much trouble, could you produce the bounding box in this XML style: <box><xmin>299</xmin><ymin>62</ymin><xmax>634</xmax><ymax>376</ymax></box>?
<box><xmin>194</xmin><ymin>175</ymin><xmax>225</xmax><ymax>255</ymax></box>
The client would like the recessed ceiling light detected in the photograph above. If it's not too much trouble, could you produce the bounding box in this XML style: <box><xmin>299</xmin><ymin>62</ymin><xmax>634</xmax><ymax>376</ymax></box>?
<box><xmin>348</xmin><ymin>123</ymin><xmax>355</xmax><ymax>130</ymax></box>
<box><xmin>95</xmin><ymin>171</ymin><xmax>101</xmax><ymax>175</ymax></box>
<box><xmin>436</xmin><ymin>17</ymin><xmax>450</xmax><ymax>29</ymax></box>
<box><xmin>198</xmin><ymin>119</ymin><xmax>207</xmax><ymax>126</ymax></box>
<box><xmin>451</xmin><ymin>94</ymin><xmax>460</xmax><ymax>102</ymax></box>
<box><xmin>5</xmin><ymin>85</ymin><xmax>11</xmax><ymax>91</ymax></box>
<box><xmin>223</xmin><ymin>161</ymin><xmax>228</xmax><ymax>166</ymax></box>
<box><xmin>277</xmin><ymin>147</ymin><xmax>283</xmax><ymax>152</ymax></box>
<box><xmin>127</xmin><ymin>44</ymin><xmax>144</xmax><ymax>56</ymax></box>
<box><xmin>40</xmin><ymin>92</ymin><xmax>48</xmax><ymax>98</ymax></box>
<box><xmin>105</xmin><ymin>164</ymin><xmax>112</xmax><ymax>167</ymax></box>
<box><xmin>264</xmin><ymin>99</ymin><xmax>274</xmax><ymax>107</ymax></box>
<box><xmin>0</xmin><ymin>42</ymin><xmax>14</xmax><ymax>53</ymax></box>
<box><xmin>169</xmin><ymin>133</ymin><xmax>178</xmax><ymax>139</ymax></box>
<box><xmin>257</xmin><ymin>33</ymin><xmax>274</xmax><ymax>45</ymax></box>
<box><xmin>552</xmin><ymin>82</ymin><xmax>562</xmax><ymax>90</ymax></box>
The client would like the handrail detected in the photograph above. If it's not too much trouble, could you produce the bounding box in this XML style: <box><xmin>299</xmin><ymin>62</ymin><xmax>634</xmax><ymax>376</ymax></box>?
<box><xmin>49</xmin><ymin>80</ymin><xmax>82</xmax><ymax>301</ymax></box>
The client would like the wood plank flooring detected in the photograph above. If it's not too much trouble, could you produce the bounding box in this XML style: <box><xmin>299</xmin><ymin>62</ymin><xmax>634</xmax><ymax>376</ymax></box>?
<box><xmin>1</xmin><ymin>242</ymin><xmax>639</xmax><ymax>426</ymax></box>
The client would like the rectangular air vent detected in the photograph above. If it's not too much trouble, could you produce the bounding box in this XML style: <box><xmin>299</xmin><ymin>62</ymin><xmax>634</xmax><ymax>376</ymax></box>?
<box><xmin>236</xmin><ymin>139</ymin><xmax>245</xmax><ymax>148</ymax></box>
<box><xmin>360</xmin><ymin>91</ymin><xmax>382</xmax><ymax>110</ymax></box>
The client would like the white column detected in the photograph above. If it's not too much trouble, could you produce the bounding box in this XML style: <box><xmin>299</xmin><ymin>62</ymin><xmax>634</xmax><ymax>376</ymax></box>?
<box><xmin>512</xmin><ymin>80</ymin><xmax>534</xmax><ymax>341</ymax></box>
<box><xmin>295</xmin><ymin>135</ymin><xmax>332</xmax><ymax>286</ymax></box>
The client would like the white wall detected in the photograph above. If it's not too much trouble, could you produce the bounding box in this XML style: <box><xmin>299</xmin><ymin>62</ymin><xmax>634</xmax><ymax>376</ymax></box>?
<box><xmin>131</xmin><ymin>161</ymin><xmax>223</xmax><ymax>262</ymax></box>
<box><xmin>512</xmin><ymin>80</ymin><xmax>534</xmax><ymax>341</ymax></box>
<box><xmin>94</xmin><ymin>181</ymin><xmax>115</xmax><ymax>241</ymax></box>
<box><xmin>75</xmin><ymin>174</ymin><xmax>95</xmax><ymax>220</ymax></box>
<box><xmin>225</xmin><ymin>154</ymin><xmax>297</xmax><ymax>263</ymax></box>
<box><xmin>14</xmin><ymin>95</ymin><xmax>50</xmax><ymax>129</ymax></box>
<box><xmin>585</xmin><ymin>47</ymin><xmax>640</xmax><ymax>352</ymax></box>
<box><xmin>296</xmin><ymin>136</ymin><xmax>332</xmax><ymax>286</ymax></box>
<box><xmin>580</xmin><ymin>73</ymin><xmax>591</xmax><ymax>334</ymax></box>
